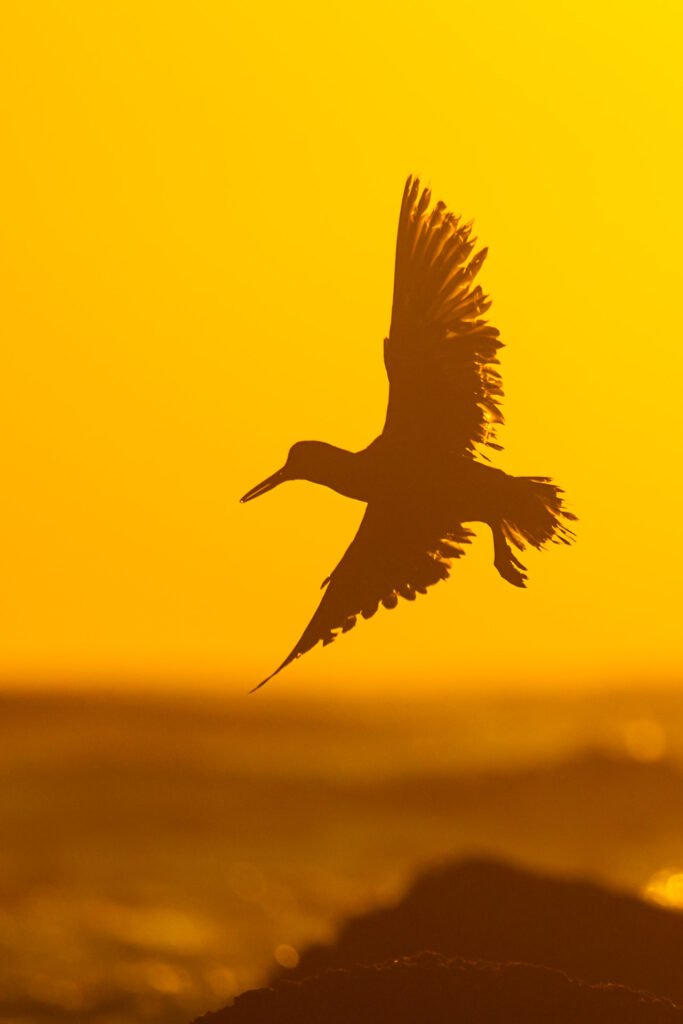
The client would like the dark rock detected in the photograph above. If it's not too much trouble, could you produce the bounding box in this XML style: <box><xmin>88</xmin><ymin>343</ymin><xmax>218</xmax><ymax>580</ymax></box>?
<box><xmin>192</xmin><ymin>951</ymin><xmax>683</xmax><ymax>1023</ymax></box>
<box><xmin>287</xmin><ymin>859</ymin><xmax>683</xmax><ymax>1004</ymax></box>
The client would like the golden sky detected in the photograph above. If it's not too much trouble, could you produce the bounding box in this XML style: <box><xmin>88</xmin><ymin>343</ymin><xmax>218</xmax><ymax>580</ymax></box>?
<box><xmin>1</xmin><ymin>1</ymin><xmax>681</xmax><ymax>693</ymax></box>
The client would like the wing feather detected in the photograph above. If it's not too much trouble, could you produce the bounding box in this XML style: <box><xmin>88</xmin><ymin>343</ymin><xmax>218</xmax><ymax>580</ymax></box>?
<box><xmin>252</xmin><ymin>504</ymin><xmax>472</xmax><ymax>690</ymax></box>
<box><xmin>384</xmin><ymin>175</ymin><xmax>504</xmax><ymax>458</ymax></box>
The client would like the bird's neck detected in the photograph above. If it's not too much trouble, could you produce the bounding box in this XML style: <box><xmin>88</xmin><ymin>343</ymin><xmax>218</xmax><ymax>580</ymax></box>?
<box><xmin>303</xmin><ymin>443</ymin><xmax>376</xmax><ymax>502</ymax></box>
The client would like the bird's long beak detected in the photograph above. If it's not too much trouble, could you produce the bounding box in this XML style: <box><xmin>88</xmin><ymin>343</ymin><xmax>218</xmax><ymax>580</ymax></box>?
<box><xmin>240</xmin><ymin>468</ymin><xmax>286</xmax><ymax>503</ymax></box>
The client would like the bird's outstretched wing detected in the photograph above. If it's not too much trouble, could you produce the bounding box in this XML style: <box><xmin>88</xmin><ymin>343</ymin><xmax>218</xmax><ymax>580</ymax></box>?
<box><xmin>383</xmin><ymin>176</ymin><xmax>504</xmax><ymax>458</ymax></box>
<box><xmin>251</xmin><ymin>503</ymin><xmax>472</xmax><ymax>690</ymax></box>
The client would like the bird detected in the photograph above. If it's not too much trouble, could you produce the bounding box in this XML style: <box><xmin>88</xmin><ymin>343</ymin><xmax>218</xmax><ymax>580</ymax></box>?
<box><xmin>241</xmin><ymin>176</ymin><xmax>575</xmax><ymax>690</ymax></box>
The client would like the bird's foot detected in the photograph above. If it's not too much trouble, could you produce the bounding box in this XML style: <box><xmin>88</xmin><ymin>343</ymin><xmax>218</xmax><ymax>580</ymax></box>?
<box><xmin>494</xmin><ymin>556</ymin><xmax>528</xmax><ymax>589</ymax></box>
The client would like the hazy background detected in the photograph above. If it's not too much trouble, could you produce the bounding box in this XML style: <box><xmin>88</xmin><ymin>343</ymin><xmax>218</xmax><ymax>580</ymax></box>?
<box><xmin>1</xmin><ymin>4</ymin><xmax>682</xmax><ymax>1024</ymax></box>
<box><xmin>1</xmin><ymin>0</ymin><xmax>681</xmax><ymax>692</ymax></box>
<box><xmin>3</xmin><ymin>688</ymin><xmax>683</xmax><ymax>1024</ymax></box>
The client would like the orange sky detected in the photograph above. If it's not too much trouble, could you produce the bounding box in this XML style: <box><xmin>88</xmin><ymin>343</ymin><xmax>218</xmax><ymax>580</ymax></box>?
<box><xmin>1</xmin><ymin>2</ymin><xmax>681</xmax><ymax>693</ymax></box>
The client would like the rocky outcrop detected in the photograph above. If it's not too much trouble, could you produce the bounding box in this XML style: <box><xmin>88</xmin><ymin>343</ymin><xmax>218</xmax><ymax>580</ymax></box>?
<box><xmin>286</xmin><ymin>859</ymin><xmax>683</xmax><ymax>1004</ymax></box>
<box><xmin>192</xmin><ymin>951</ymin><xmax>683</xmax><ymax>1023</ymax></box>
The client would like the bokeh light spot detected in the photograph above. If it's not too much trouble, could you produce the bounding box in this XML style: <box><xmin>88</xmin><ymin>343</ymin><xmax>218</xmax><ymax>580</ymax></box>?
<box><xmin>621</xmin><ymin>719</ymin><xmax>667</xmax><ymax>763</ymax></box>
<box><xmin>274</xmin><ymin>943</ymin><xmax>299</xmax><ymax>969</ymax></box>
<box><xmin>644</xmin><ymin>869</ymin><xmax>683</xmax><ymax>909</ymax></box>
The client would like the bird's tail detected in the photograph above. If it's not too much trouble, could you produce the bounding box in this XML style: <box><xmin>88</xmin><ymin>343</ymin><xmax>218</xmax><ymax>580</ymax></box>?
<box><xmin>500</xmin><ymin>475</ymin><xmax>576</xmax><ymax>551</ymax></box>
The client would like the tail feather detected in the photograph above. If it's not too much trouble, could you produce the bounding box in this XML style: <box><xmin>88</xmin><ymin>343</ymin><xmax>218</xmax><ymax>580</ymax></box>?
<box><xmin>501</xmin><ymin>476</ymin><xmax>576</xmax><ymax>551</ymax></box>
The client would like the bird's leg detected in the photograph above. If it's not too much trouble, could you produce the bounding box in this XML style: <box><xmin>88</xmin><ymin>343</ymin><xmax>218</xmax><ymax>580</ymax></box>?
<box><xmin>492</xmin><ymin>523</ymin><xmax>527</xmax><ymax>589</ymax></box>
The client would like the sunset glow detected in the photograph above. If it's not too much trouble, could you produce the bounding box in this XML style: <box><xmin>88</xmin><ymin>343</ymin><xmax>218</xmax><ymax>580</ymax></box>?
<box><xmin>1</xmin><ymin>2</ymin><xmax>681</xmax><ymax>692</ymax></box>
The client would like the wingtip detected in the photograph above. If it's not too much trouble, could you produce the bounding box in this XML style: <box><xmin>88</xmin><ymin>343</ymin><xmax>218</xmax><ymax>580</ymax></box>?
<box><xmin>248</xmin><ymin>651</ymin><xmax>299</xmax><ymax>694</ymax></box>
<box><xmin>403</xmin><ymin>174</ymin><xmax>421</xmax><ymax>209</ymax></box>
<box><xmin>249</xmin><ymin>667</ymin><xmax>281</xmax><ymax>693</ymax></box>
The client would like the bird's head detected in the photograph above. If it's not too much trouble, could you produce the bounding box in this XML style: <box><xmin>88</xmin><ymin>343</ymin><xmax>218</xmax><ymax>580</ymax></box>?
<box><xmin>240</xmin><ymin>441</ymin><xmax>330</xmax><ymax>502</ymax></box>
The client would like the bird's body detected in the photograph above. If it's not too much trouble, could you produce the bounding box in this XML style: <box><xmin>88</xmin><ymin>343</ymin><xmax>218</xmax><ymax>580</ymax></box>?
<box><xmin>279</xmin><ymin>440</ymin><xmax>513</xmax><ymax>524</ymax></box>
<box><xmin>241</xmin><ymin>177</ymin><xmax>575</xmax><ymax>688</ymax></box>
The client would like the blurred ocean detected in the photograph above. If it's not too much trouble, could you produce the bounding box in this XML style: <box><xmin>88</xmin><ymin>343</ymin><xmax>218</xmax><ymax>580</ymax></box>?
<box><xmin>2</xmin><ymin>688</ymin><xmax>683</xmax><ymax>1023</ymax></box>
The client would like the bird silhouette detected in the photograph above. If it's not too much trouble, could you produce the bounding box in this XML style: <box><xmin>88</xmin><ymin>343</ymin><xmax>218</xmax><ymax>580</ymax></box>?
<box><xmin>241</xmin><ymin>176</ymin><xmax>575</xmax><ymax>690</ymax></box>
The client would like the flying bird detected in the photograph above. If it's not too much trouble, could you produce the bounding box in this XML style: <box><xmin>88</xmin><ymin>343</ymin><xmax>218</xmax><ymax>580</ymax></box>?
<box><xmin>241</xmin><ymin>176</ymin><xmax>575</xmax><ymax>689</ymax></box>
